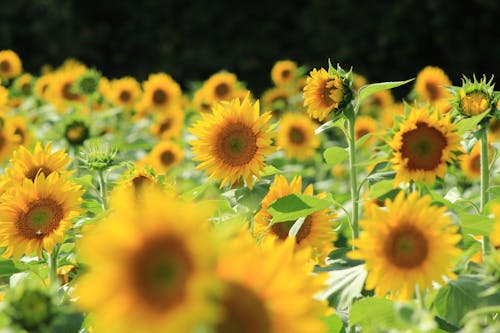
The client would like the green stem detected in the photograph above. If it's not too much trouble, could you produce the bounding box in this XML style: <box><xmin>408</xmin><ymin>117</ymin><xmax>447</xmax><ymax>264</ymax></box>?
<box><xmin>47</xmin><ymin>245</ymin><xmax>60</xmax><ymax>288</ymax></box>
<box><xmin>415</xmin><ymin>285</ymin><xmax>426</xmax><ymax>310</ymax></box>
<box><xmin>347</xmin><ymin>116</ymin><xmax>359</xmax><ymax>239</ymax></box>
<box><xmin>97</xmin><ymin>170</ymin><xmax>108</xmax><ymax>210</ymax></box>
<box><xmin>480</xmin><ymin>125</ymin><xmax>490</xmax><ymax>254</ymax></box>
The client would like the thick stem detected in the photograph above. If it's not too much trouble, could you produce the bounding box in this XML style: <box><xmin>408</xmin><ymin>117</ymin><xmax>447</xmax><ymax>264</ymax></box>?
<box><xmin>97</xmin><ymin>170</ymin><xmax>108</xmax><ymax>210</ymax></box>
<box><xmin>347</xmin><ymin>117</ymin><xmax>359</xmax><ymax>239</ymax></box>
<box><xmin>480</xmin><ymin>125</ymin><xmax>490</xmax><ymax>254</ymax></box>
<box><xmin>47</xmin><ymin>245</ymin><xmax>60</xmax><ymax>287</ymax></box>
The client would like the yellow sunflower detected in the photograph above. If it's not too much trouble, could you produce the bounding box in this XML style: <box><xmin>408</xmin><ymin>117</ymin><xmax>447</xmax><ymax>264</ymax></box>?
<box><xmin>489</xmin><ymin>117</ymin><xmax>500</xmax><ymax>142</ymax></box>
<box><xmin>215</xmin><ymin>232</ymin><xmax>328</xmax><ymax>333</ymax></box>
<box><xmin>192</xmin><ymin>87</ymin><xmax>212</xmax><ymax>113</ymax></box>
<box><xmin>0</xmin><ymin>50</ymin><xmax>23</xmax><ymax>79</ymax></box>
<box><xmin>4</xmin><ymin>116</ymin><xmax>33</xmax><ymax>148</ymax></box>
<box><xmin>380</xmin><ymin>102</ymin><xmax>405</xmax><ymax>128</ymax></box>
<box><xmin>354</xmin><ymin>115</ymin><xmax>378</xmax><ymax>147</ymax></box>
<box><xmin>262</xmin><ymin>87</ymin><xmax>291</xmax><ymax>118</ymax></box>
<box><xmin>141</xmin><ymin>73</ymin><xmax>182</xmax><ymax>114</ymax></box>
<box><xmin>0</xmin><ymin>122</ymin><xmax>19</xmax><ymax>164</ymax></box>
<box><xmin>189</xmin><ymin>95</ymin><xmax>274</xmax><ymax>189</ymax></box>
<box><xmin>114</xmin><ymin>166</ymin><xmax>161</xmax><ymax>195</ymax></box>
<box><xmin>151</xmin><ymin>107</ymin><xmax>184</xmax><ymax>140</ymax></box>
<box><xmin>459</xmin><ymin>141</ymin><xmax>493</xmax><ymax>180</ymax></box>
<box><xmin>459</xmin><ymin>90</ymin><xmax>490</xmax><ymax>116</ymax></box>
<box><xmin>390</xmin><ymin>107</ymin><xmax>460</xmax><ymax>184</ymax></box>
<box><xmin>0</xmin><ymin>86</ymin><xmax>9</xmax><ymax>111</ymax></box>
<box><xmin>203</xmin><ymin>72</ymin><xmax>238</xmax><ymax>105</ymax></box>
<box><xmin>34</xmin><ymin>73</ymin><xmax>54</xmax><ymax>101</ymax></box>
<box><xmin>47</xmin><ymin>67</ymin><xmax>87</xmax><ymax>111</ymax></box>
<box><xmin>0</xmin><ymin>172</ymin><xmax>83</xmax><ymax>259</ymax></box>
<box><xmin>253</xmin><ymin>175</ymin><xmax>337</xmax><ymax>263</ymax></box>
<box><xmin>271</xmin><ymin>60</ymin><xmax>297</xmax><ymax>87</ymax></box>
<box><xmin>278</xmin><ymin>113</ymin><xmax>320</xmax><ymax>160</ymax></box>
<box><xmin>143</xmin><ymin>140</ymin><xmax>184</xmax><ymax>174</ymax></box>
<box><xmin>361</xmin><ymin>90</ymin><xmax>394</xmax><ymax>116</ymax></box>
<box><xmin>353</xmin><ymin>73</ymin><xmax>368</xmax><ymax>92</ymax></box>
<box><xmin>349</xmin><ymin>192</ymin><xmax>462</xmax><ymax>300</ymax></box>
<box><xmin>13</xmin><ymin>73</ymin><xmax>34</xmax><ymax>96</ymax></box>
<box><xmin>415</xmin><ymin>66</ymin><xmax>452</xmax><ymax>103</ymax></box>
<box><xmin>303</xmin><ymin>68</ymin><xmax>344</xmax><ymax>121</ymax></box>
<box><xmin>4</xmin><ymin>142</ymin><xmax>71</xmax><ymax>185</ymax></box>
<box><xmin>75</xmin><ymin>186</ymin><xmax>219</xmax><ymax>333</ymax></box>
<box><xmin>109</xmin><ymin>77</ymin><xmax>142</xmax><ymax>109</ymax></box>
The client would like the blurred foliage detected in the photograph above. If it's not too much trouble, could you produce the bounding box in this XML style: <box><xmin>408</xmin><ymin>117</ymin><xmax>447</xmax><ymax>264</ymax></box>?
<box><xmin>0</xmin><ymin>0</ymin><xmax>498</xmax><ymax>94</ymax></box>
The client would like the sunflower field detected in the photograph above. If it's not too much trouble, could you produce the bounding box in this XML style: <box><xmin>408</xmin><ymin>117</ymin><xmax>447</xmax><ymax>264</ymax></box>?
<box><xmin>0</xmin><ymin>49</ymin><xmax>500</xmax><ymax>333</ymax></box>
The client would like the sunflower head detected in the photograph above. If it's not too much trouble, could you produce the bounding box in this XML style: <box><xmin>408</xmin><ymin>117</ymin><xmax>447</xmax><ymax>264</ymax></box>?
<box><xmin>354</xmin><ymin>115</ymin><xmax>378</xmax><ymax>147</ymax></box>
<box><xmin>0</xmin><ymin>50</ymin><xmax>23</xmax><ymax>79</ymax></box>
<box><xmin>142</xmin><ymin>140</ymin><xmax>184</xmax><ymax>174</ymax></box>
<box><xmin>350</xmin><ymin>191</ymin><xmax>462</xmax><ymax>300</ymax></box>
<box><xmin>151</xmin><ymin>106</ymin><xmax>184</xmax><ymax>140</ymax></box>
<box><xmin>12</xmin><ymin>73</ymin><xmax>34</xmax><ymax>96</ymax></box>
<box><xmin>278</xmin><ymin>113</ymin><xmax>320</xmax><ymax>160</ymax></box>
<box><xmin>390</xmin><ymin>106</ymin><xmax>461</xmax><ymax>185</ymax></box>
<box><xmin>203</xmin><ymin>72</ymin><xmax>238</xmax><ymax>105</ymax></box>
<box><xmin>74</xmin><ymin>68</ymin><xmax>101</xmax><ymax>96</ymax></box>
<box><xmin>262</xmin><ymin>87</ymin><xmax>290</xmax><ymax>118</ymax></box>
<box><xmin>63</xmin><ymin>118</ymin><xmax>91</xmax><ymax>146</ymax></box>
<box><xmin>415</xmin><ymin>66</ymin><xmax>452</xmax><ymax>103</ymax></box>
<box><xmin>142</xmin><ymin>73</ymin><xmax>182</xmax><ymax>113</ymax></box>
<box><xmin>271</xmin><ymin>60</ymin><xmax>298</xmax><ymax>87</ymax></box>
<box><xmin>189</xmin><ymin>94</ymin><xmax>274</xmax><ymax>189</ymax></box>
<box><xmin>303</xmin><ymin>62</ymin><xmax>354</xmax><ymax>121</ymax></box>
<box><xmin>109</xmin><ymin>77</ymin><xmax>142</xmax><ymax>108</ymax></box>
<box><xmin>453</xmin><ymin>75</ymin><xmax>496</xmax><ymax>117</ymax></box>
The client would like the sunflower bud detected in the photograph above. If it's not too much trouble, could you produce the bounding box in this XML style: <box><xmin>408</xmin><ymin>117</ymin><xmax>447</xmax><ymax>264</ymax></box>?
<box><xmin>79</xmin><ymin>139</ymin><xmax>117</xmax><ymax>171</ymax></box>
<box><xmin>454</xmin><ymin>75</ymin><xmax>496</xmax><ymax>117</ymax></box>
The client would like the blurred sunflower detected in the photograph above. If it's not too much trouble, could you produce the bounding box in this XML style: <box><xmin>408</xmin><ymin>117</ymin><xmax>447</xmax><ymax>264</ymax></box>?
<box><xmin>192</xmin><ymin>87</ymin><xmax>212</xmax><ymax>113</ymax></box>
<box><xmin>253</xmin><ymin>175</ymin><xmax>337</xmax><ymax>263</ymax></box>
<box><xmin>353</xmin><ymin>73</ymin><xmax>368</xmax><ymax>92</ymax></box>
<box><xmin>0</xmin><ymin>173</ymin><xmax>83</xmax><ymax>259</ymax></box>
<box><xmin>459</xmin><ymin>141</ymin><xmax>493</xmax><ymax>180</ymax></box>
<box><xmin>190</xmin><ymin>95</ymin><xmax>274</xmax><ymax>189</ymax></box>
<box><xmin>303</xmin><ymin>68</ymin><xmax>344</xmax><ymax>121</ymax></box>
<box><xmin>13</xmin><ymin>73</ymin><xmax>34</xmax><ymax>96</ymax></box>
<box><xmin>0</xmin><ymin>86</ymin><xmax>8</xmax><ymax>109</ymax></box>
<box><xmin>141</xmin><ymin>73</ymin><xmax>182</xmax><ymax>113</ymax></box>
<box><xmin>114</xmin><ymin>166</ymin><xmax>162</xmax><ymax>196</ymax></box>
<box><xmin>415</xmin><ymin>66</ymin><xmax>451</xmax><ymax>103</ymax></box>
<box><xmin>361</xmin><ymin>89</ymin><xmax>394</xmax><ymax>117</ymax></box>
<box><xmin>354</xmin><ymin>115</ymin><xmax>378</xmax><ymax>147</ymax></box>
<box><xmin>6</xmin><ymin>116</ymin><xmax>33</xmax><ymax>147</ymax></box>
<box><xmin>34</xmin><ymin>73</ymin><xmax>53</xmax><ymax>101</ymax></box>
<box><xmin>349</xmin><ymin>192</ymin><xmax>461</xmax><ymax>300</ymax></box>
<box><xmin>143</xmin><ymin>140</ymin><xmax>184</xmax><ymax>174</ymax></box>
<box><xmin>215</xmin><ymin>232</ymin><xmax>328</xmax><ymax>333</ymax></box>
<box><xmin>0</xmin><ymin>121</ymin><xmax>19</xmax><ymax>164</ymax></box>
<box><xmin>491</xmin><ymin>204</ymin><xmax>500</xmax><ymax>250</ymax></box>
<box><xmin>151</xmin><ymin>107</ymin><xmax>184</xmax><ymax>140</ymax></box>
<box><xmin>390</xmin><ymin>107</ymin><xmax>460</xmax><ymax>184</ymax></box>
<box><xmin>47</xmin><ymin>66</ymin><xmax>87</xmax><ymax>110</ymax></box>
<box><xmin>203</xmin><ymin>72</ymin><xmax>238</xmax><ymax>104</ymax></box>
<box><xmin>380</xmin><ymin>102</ymin><xmax>405</xmax><ymax>128</ymax></box>
<box><xmin>262</xmin><ymin>87</ymin><xmax>290</xmax><ymax>118</ymax></box>
<box><xmin>109</xmin><ymin>77</ymin><xmax>142</xmax><ymax>109</ymax></box>
<box><xmin>0</xmin><ymin>50</ymin><xmax>23</xmax><ymax>79</ymax></box>
<box><xmin>278</xmin><ymin>113</ymin><xmax>320</xmax><ymax>160</ymax></box>
<box><xmin>489</xmin><ymin>117</ymin><xmax>500</xmax><ymax>142</ymax></box>
<box><xmin>271</xmin><ymin>60</ymin><xmax>297</xmax><ymax>87</ymax></box>
<box><xmin>76</xmin><ymin>186</ymin><xmax>219</xmax><ymax>333</ymax></box>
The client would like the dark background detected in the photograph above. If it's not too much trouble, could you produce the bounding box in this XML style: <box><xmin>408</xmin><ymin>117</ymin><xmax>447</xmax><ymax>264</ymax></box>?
<box><xmin>1</xmin><ymin>0</ymin><xmax>499</xmax><ymax>95</ymax></box>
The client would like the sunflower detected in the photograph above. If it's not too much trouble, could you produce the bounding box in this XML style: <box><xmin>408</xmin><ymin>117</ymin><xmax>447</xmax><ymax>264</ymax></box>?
<box><xmin>354</xmin><ymin>116</ymin><xmax>378</xmax><ymax>147</ymax></box>
<box><xmin>5</xmin><ymin>116</ymin><xmax>33</xmax><ymax>147</ymax></box>
<box><xmin>75</xmin><ymin>186</ymin><xmax>219</xmax><ymax>333</ymax></box>
<box><xmin>271</xmin><ymin>60</ymin><xmax>297</xmax><ymax>87</ymax></box>
<box><xmin>192</xmin><ymin>87</ymin><xmax>212</xmax><ymax>113</ymax></box>
<box><xmin>4</xmin><ymin>142</ymin><xmax>71</xmax><ymax>185</ymax></box>
<box><xmin>114</xmin><ymin>166</ymin><xmax>161</xmax><ymax>195</ymax></box>
<box><xmin>262</xmin><ymin>87</ymin><xmax>290</xmax><ymax>118</ymax></box>
<box><xmin>278</xmin><ymin>113</ymin><xmax>320</xmax><ymax>160</ymax></box>
<box><xmin>0</xmin><ymin>173</ymin><xmax>83</xmax><ymax>259</ymax></box>
<box><xmin>0</xmin><ymin>122</ymin><xmax>19</xmax><ymax>164</ymax></box>
<box><xmin>390</xmin><ymin>107</ymin><xmax>460</xmax><ymax>184</ymax></box>
<box><xmin>203</xmin><ymin>72</ymin><xmax>238</xmax><ymax>105</ymax></box>
<box><xmin>361</xmin><ymin>90</ymin><xmax>394</xmax><ymax>116</ymax></box>
<box><xmin>380</xmin><ymin>103</ymin><xmax>405</xmax><ymax>128</ymax></box>
<box><xmin>47</xmin><ymin>66</ymin><xmax>87</xmax><ymax>110</ymax></box>
<box><xmin>215</xmin><ymin>232</ymin><xmax>328</xmax><ymax>333</ymax></box>
<box><xmin>141</xmin><ymin>73</ymin><xmax>182</xmax><ymax>114</ymax></box>
<box><xmin>303</xmin><ymin>68</ymin><xmax>344</xmax><ymax>121</ymax></box>
<box><xmin>0</xmin><ymin>86</ymin><xmax>9</xmax><ymax>111</ymax></box>
<box><xmin>459</xmin><ymin>90</ymin><xmax>490</xmax><ymax>116</ymax></box>
<box><xmin>349</xmin><ymin>192</ymin><xmax>461</xmax><ymax>300</ymax></box>
<box><xmin>34</xmin><ymin>73</ymin><xmax>54</xmax><ymax>101</ymax></box>
<box><xmin>253</xmin><ymin>175</ymin><xmax>337</xmax><ymax>263</ymax></box>
<box><xmin>459</xmin><ymin>141</ymin><xmax>493</xmax><ymax>180</ymax></box>
<box><xmin>64</xmin><ymin>119</ymin><xmax>90</xmax><ymax>146</ymax></box>
<box><xmin>415</xmin><ymin>66</ymin><xmax>451</xmax><ymax>103</ymax></box>
<box><xmin>489</xmin><ymin>118</ymin><xmax>500</xmax><ymax>142</ymax></box>
<box><xmin>189</xmin><ymin>95</ymin><xmax>274</xmax><ymax>189</ymax></box>
<box><xmin>109</xmin><ymin>77</ymin><xmax>142</xmax><ymax>109</ymax></box>
<box><xmin>151</xmin><ymin>107</ymin><xmax>184</xmax><ymax>140</ymax></box>
<box><xmin>13</xmin><ymin>73</ymin><xmax>34</xmax><ymax>96</ymax></box>
<box><xmin>143</xmin><ymin>140</ymin><xmax>184</xmax><ymax>174</ymax></box>
<box><xmin>353</xmin><ymin>73</ymin><xmax>368</xmax><ymax>92</ymax></box>
<box><xmin>0</xmin><ymin>50</ymin><xmax>23</xmax><ymax>79</ymax></box>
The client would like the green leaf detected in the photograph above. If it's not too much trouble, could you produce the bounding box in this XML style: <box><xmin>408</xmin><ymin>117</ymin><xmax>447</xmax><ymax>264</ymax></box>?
<box><xmin>51</xmin><ymin>312</ymin><xmax>85</xmax><ymax>333</ymax></box>
<box><xmin>0</xmin><ymin>259</ymin><xmax>20</xmax><ymax>277</ymax></box>
<box><xmin>323</xmin><ymin>147</ymin><xmax>349</xmax><ymax>166</ymax></box>
<box><xmin>456</xmin><ymin>111</ymin><xmax>490</xmax><ymax>135</ymax></box>
<box><xmin>315</xmin><ymin>115</ymin><xmax>345</xmax><ymax>134</ymax></box>
<box><xmin>316</xmin><ymin>264</ymin><xmax>367</xmax><ymax>311</ymax></box>
<box><xmin>368</xmin><ymin>180</ymin><xmax>394</xmax><ymax>199</ymax></box>
<box><xmin>350</xmin><ymin>297</ymin><xmax>396</xmax><ymax>329</ymax></box>
<box><xmin>367</xmin><ymin>171</ymin><xmax>396</xmax><ymax>185</ymax></box>
<box><xmin>357</xmin><ymin>79</ymin><xmax>414</xmax><ymax>106</ymax></box>
<box><xmin>458</xmin><ymin>213</ymin><xmax>495</xmax><ymax>235</ymax></box>
<box><xmin>320</xmin><ymin>313</ymin><xmax>345</xmax><ymax>333</ymax></box>
<box><xmin>488</xmin><ymin>185</ymin><xmax>500</xmax><ymax>200</ymax></box>
<box><xmin>268</xmin><ymin>193</ymin><xmax>332</xmax><ymax>223</ymax></box>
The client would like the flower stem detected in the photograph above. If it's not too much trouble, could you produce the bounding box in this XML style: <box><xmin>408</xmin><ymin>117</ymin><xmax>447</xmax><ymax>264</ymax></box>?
<box><xmin>479</xmin><ymin>124</ymin><xmax>490</xmax><ymax>254</ymax></box>
<box><xmin>47</xmin><ymin>245</ymin><xmax>60</xmax><ymax>288</ymax></box>
<box><xmin>97</xmin><ymin>170</ymin><xmax>108</xmax><ymax>210</ymax></box>
<box><xmin>347</xmin><ymin>116</ymin><xmax>359</xmax><ymax>239</ymax></box>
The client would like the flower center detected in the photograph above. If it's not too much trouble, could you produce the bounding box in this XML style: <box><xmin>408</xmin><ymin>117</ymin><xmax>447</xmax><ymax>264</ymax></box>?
<box><xmin>0</xmin><ymin>133</ymin><xmax>5</xmax><ymax>150</ymax></box>
<box><xmin>470</xmin><ymin>154</ymin><xmax>481</xmax><ymax>175</ymax></box>
<box><xmin>152</xmin><ymin>89</ymin><xmax>168</xmax><ymax>106</ymax></box>
<box><xmin>119</xmin><ymin>90</ymin><xmax>132</xmax><ymax>103</ymax></box>
<box><xmin>17</xmin><ymin>199</ymin><xmax>64</xmax><ymax>240</ymax></box>
<box><xmin>281</xmin><ymin>69</ymin><xmax>291</xmax><ymax>79</ymax></box>
<box><xmin>288</xmin><ymin>126</ymin><xmax>306</xmax><ymax>145</ymax></box>
<box><xmin>0</xmin><ymin>60</ymin><xmax>11</xmax><ymax>72</ymax></box>
<box><xmin>400</xmin><ymin>122</ymin><xmax>447</xmax><ymax>171</ymax></box>
<box><xmin>131</xmin><ymin>175</ymin><xmax>152</xmax><ymax>191</ymax></box>
<box><xmin>461</xmin><ymin>91</ymin><xmax>489</xmax><ymax>116</ymax></box>
<box><xmin>158</xmin><ymin>119</ymin><xmax>173</xmax><ymax>134</ymax></box>
<box><xmin>215</xmin><ymin>83</ymin><xmax>230</xmax><ymax>99</ymax></box>
<box><xmin>61</xmin><ymin>82</ymin><xmax>80</xmax><ymax>101</ymax></box>
<box><xmin>215</xmin><ymin>282</ymin><xmax>271</xmax><ymax>333</ymax></box>
<box><xmin>385</xmin><ymin>225</ymin><xmax>428</xmax><ymax>268</ymax></box>
<box><xmin>215</xmin><ymin>123</ymin><xmax>258</xmax><ymax>167</ymax></box>
<box><xmin>270</xmin><ymin>215</ymin><xmax>312</xmax><ymax>243</ymax></box>
<box><xmin>25</xmin><ymin>166</ymin><xmax>53</xmax><ymax>182</ymax></box>
<box><xmin>321</xmin><ymin>76</ymin><xmax>343</xmax><ymax>107</ymax></box>
<box><xmin>129</xmin><ymin>235</ymin><xmax>194</xmax><ymax>312</ymax></box>
<box><xmin>21</xmin><ymin>82</ymin><xmax>32</xmax><ymax>95</ymax></box>
<box><xmin>356</xmin><ymin>128</ymin><xmax>370</xmax><ymax>140</ymax></box>
<box><xmin>160</xmin><ymin>151</ymin><xmax>175</xmax><ymax>166</ymax></box>
<box><xmin>424</xmin><ymin>81</ymin><xmax>440</xmax><ymax>101</ymax></box>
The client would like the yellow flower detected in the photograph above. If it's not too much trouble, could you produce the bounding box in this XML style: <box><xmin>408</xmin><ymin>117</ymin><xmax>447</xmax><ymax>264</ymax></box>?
<box><xmin>0</xmin><ymin>50</ymin><xmax>23</xmax><ymax>79</ymax></box>
<box><xmin>140</xmin><ymin>73</ymin><xmax>182</xmax><ymax>114</ymax></box>
<box><xmin>354</xmin><ymin>115</ymin><xmax>378</xmax><ymax>147</ymax></box>
<box><xmin>142</xmin><ymin>140</ymin><xmax>184</xmax><ymax>174</ymax></box>
<box><xmin>380</xmin><ymin>102</ymin><xmax>405</xmax><ymax>128</ymax></box>
<box><xmin>0</xmin><ymin>172</ymin><xmax>83</xmax><ymax>259</ymax></box>
<box><xmin>278</xmin><ymin>113</ymin><xmax>320</xmax><ymax>160</ymax></box>
<box><xmin>34</xmin><ymin>73</ymin><xmax>54</xmax><ymax>101</ymax></box>
<box><xmin>13</xmin><ymin>73</ymin><xmax>34</xmax><ymax>96</ymax></box>
<box><xmin>109</xmin><ymin>77</ymin><xmax>142</xmax><ymax>109</ymax></box>
<box><xmin>203</xmin><ymin>72</ymin><xmax>238</xmax><ymax>105</ymax></box>
<box><xmin>253</xmin><ymin>175</ymin><xmax>337</xmax><ymax>263</ymax></box>
<box><xmin>0</xmin><ymin>122</ymin><xmax>19</xmax><ymax>164</ymax></box>
<box><xmin>415</xmin><ymin>66</ymin><xmax>451</xmax><ymax>103</ymax></box>
<box><xmin>0</xmin><ymin>86</ymin><xmax>8</xmax><ymax>108</ymax></box>
<box><xmin>459</xmin><ymin>142</ymin><xmax>493</xmax><ymax>180</ymax></box>
<box><xmin>215</xmin><ymin>232</ymin><xmax>328</xmax><ymax>333</ymax></box>
<box><xmin>4</xmin><ymin>116</ymin><xmax>32</xmax><ymax>147</ymax></box>
<box><xmin>75</xmin><ymin>186</ymin><xmax>219</xmax><ymax>333</ymax></box>
<box><xmin>192</xmin><ymin>87</ymin><xmax>212</xmax><ymax>113</ymax></box>
<box><xmin>271</xmin><ymin>60</ymin><xmax>297</xmax><ymax>87</ymax></box>
<box><xmin>303</xmin><ymin>68</ymin><xmax>344</xmax><ymax>121</ymax></box>
<box><xmin>353</xmin><ymin>73</ymin><xmax>367</xmax><ymax>92</ymax></box>
<box><xmin>151</xmin><ymin>107</ymin><xmax>184</xmax><ymax>140</ymax></box>
<box><xmin>350</xmin><ymin>192</ymin><xmax>462</xmax><ymax>300</ymax></box>
<box><xmin>189</xmin><ymin>95</ymin><xmax>274</xmax><ymax>189</ymax></box>
<box><xmin>262</xmin><ymin>87</ymin><xmax>290</xmax><ymax>118</ymax></box>
<box><xmin>390</xmin><ymin>106</ymin><xmax>460</xmax><ymax>184</ymax></box>
<box><xmin>114</xmin><ymin>166</ymin><xmax>162</xmax><ymax>196</ymax></box>
<box><xmin>47</xmin><ymin>67</ymin><xmax>87</xmax><ymax>111</ymax></box>
<box><xmin>361</xmin><ymin>90</ymin><xmax>394</xmax><ymax>116</ymax></box>
<box><xmin>459</xmin><ymin>90</ymin><xmax>489</xmax><ymax>116</ymax></box>
<box><xmin>4</xmin><ymin>142</ymin><xmax>71</xmax><ymax>185</ymax></box>
<box><xmin>489</xmin><ymin>117</ymin><xmax>500</xmax><ymax>142</ymax></box>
